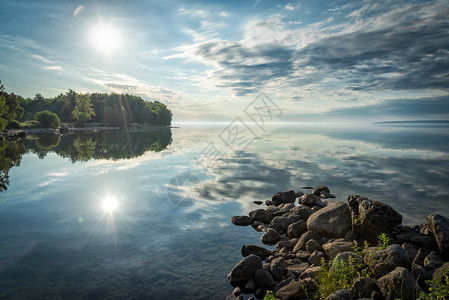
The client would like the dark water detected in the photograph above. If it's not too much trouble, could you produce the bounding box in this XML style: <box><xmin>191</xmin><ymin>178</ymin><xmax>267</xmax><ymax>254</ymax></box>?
<box><xmin>0</xmin><ymin>124</ymin><xmax>448</xmax><ymax>299</ymax></box>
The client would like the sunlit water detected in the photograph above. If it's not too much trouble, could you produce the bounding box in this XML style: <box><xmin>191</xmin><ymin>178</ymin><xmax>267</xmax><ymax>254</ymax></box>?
<box><xmin>1</xmin><ymin>123</ymin><xmax>449</xmax><ymax>299</ymax></box>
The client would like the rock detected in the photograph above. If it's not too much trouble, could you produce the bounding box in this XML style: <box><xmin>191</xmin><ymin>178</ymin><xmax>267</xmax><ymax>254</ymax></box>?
<box><xmin>295</xmin><ymin>191</ymin><xmax>305</xmax><ymax>198</ymax></box>
<box><xmin>351</xmin><ymin>277</ymin><xmax>381</xmax><ymax>298</ymax></box>
<box><xmin>427</xmin><ymin>214</ymin><xmax>449</xmax><ymax>258</ymax></box>
<box><xmin>241</xmin><ymin>245</ymin><xmax>273</xmax><ymax>260</ymax></box>
<box><xmin>254</xmin><ymin>288</ymin><xmax>266</xmax><ymax>300</ymax></box>
<box><xmin>231</xmin><ymin>215</ymin><xmax>253</xmax><ymax>226</ymax></box>
<box><xmin>377</xmin><ymin>267</ymin><xmax>420</xmax><ymax>300</ymax></box>
<box><xmin>254</xmin><ymin>269</ymin><xmax>275</xmax><ymax>289</ymax></box>
<box><xmin>299</xmin><ymin>266</ymin><xmax>321</xmax><ymax>279</ymax></box>
<box><xmin>314</xmin><ymin>198</ymin><xmax>329</xmax><ymax>207</ymax></box>
<box><xmin>368</xmin><ymin>244</ymin><xmax>412</xmax><ymax>277</ymax></box>
<box><xmin>273</xmin><ymin>277</ymin><xmax>294</xmax><ymax>294</ymax></box>
<box><xmin>348</xmin><ymin>195</ymin><xmax>402</xmax><ymax>243</ymax></box>
<box><xmin>307</xmin><ymin>201</ymin><xmax>352</xmax><ymax>238</ymax></box>
<box><xmin>320</xmin><ymin>191</ymin><xmax>336</xmax><ymax>199</ymax></box>
<box><xmin>298</xmin><ymin>193</ymin><xmax>320</xmax><ymax>206</ymax></box>
<box><xmin>271</xmin><ymin>214</ymin><xmax>302</xmax><ymax>233</ymax></box>
<box><xmin>308</xmin><ymin>250</ymin><xmax>325</xmax><ymax>266</ymax></box>
<box><xmin>253</xmin><ymin>200</ymin><xmax>263</xmax><ymax>205</ymax></box>
<box><xmin>249</xmin><ymin>209</ymin><xmax>273</xmax><ymax>223</ymax></box>
<box><xmin>401</xmin><ymin>243</ymin><xmax>420</xmax><ymax>263</ymax></box>
<box><xmin>433</xmin><ymin>262</ymin><xmax>449</xmax><ymax>284</ymax></box>
<box><xmin>424</xmin><ymin>251</ymin><xmax>445</xmax><ymax>270</ymax></box>
<box><xmin>228</xmin><ymin>254</ymin><xmax>263</xmax><ymax>287</ymax></box>
<box><xmin>275</xmin><ymin>240</ymin><xmax>293</xmax><ymax>252</ymax></box>
<box><xmin>296</xmin><ymin>250</ymin><xmax>312</xmax><ymax>260</ymax></box>
<box><xmin>265</xmin><ymin>200</ymin><xmax>274</xmax><ymax>206</ymax></box>
<box><xmin>312</xmin><ymin>185</ymin><xmax>330</xmax><ymax>196</ymax></box>
<box><xmin>325</xmin><ymin>289</ymin><xmax>354</xmax><ymax>300</ymax></box>
<box><xmin>396</xmin><ymin>232</ymin><xmax>435</xmax><ymax>249</ymax></box>
<box><xmin>332</xmin><ymin>252</ymin><xmax>363</xmax><ymax>270</ymax></box>
<box><xmin>292</xmin><ymin>230</ymin><xmax>323</xmax><ymax>253</ymax></box>
<box><xmin>286</xmin><ymin>262</ymin><xmax>309</xmax><ymax>278</ymax></box>
<box><xmin>272</xmin><ymin>190</ymin><xmax>296</xmax><ymax>206</ymax></box>
<box><xmin>275</xmin><ymin>280</ymin><xmax>307</xmax><ymax>300</ymax></box>
<box><xmin>278</xmin><ymin>203</ymin><xmax>296</xmax><ymax>213</ymax></box>
<box><xmin>244</xmin><ymin>277</ymin><xmax>256</xmax><ymax>293</ymax></box>
<box><xmin>251</xmin><ymin>221</ymin><xmax>267</xmax><ymax>232</ymax></box>
<box><xmin>233</xmin><ymin>287</ymin><xmax>242</xmax><ymax>296</ymax></box>
<box><xmin>287</xmin><ymin>220</ymin><xmax>307</xmax><ymax>238</ymax></box>
<box><xmin>261</xmin><ymin>228</ymin><xmax>282</xmax><ymax>245</ymax></box>
<box><xmin>322</xmin><ymin>239</ymin><xmax>354</xmax><ymax>259</ymax></box>
<box><xmin>270</xmin><ymin>256</ymin><xmax>286</xmax><ymax>281</ymax></box>
<box><xmin>291</xmin><ymin>205</ymin><xmax>314</xmax><ymax>221</ymax></box>
<box><xmin>301</xmin><ymin>186</ymin><xmax>314</xmax><ymax>189</ymax></box>
<box><xmin>306</xmin><ymin>239</ymin><xmax>322</xmax><ymax>252</ymax></box>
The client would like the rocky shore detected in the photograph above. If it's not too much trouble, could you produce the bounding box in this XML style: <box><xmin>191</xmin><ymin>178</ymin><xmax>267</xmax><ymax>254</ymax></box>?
<box><xmin>226</xmin><ymin>186</ymin><xmax>449</xmax><ymax>300</ymax></box>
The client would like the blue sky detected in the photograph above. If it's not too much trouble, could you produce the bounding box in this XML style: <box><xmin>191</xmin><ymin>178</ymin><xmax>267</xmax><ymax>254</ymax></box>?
<box><xmin>0</xmin><ymin>0</ymin><xmax>448</xmax><ymax>122</ymax></box>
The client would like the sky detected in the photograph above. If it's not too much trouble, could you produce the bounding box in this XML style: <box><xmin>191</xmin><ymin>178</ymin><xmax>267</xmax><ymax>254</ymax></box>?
<box><xmin>0</xmin><ymin>0</ymin><xmax>448</xmax><ymax>122</ymax></box>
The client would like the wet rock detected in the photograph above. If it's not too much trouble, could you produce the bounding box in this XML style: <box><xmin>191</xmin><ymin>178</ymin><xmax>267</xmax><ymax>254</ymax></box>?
<box><xmin>293</xmin><ymin>230</ymin><xmax>323</xmax><ymax>253</ymax></box>
<box><xmin>427</xmin><ymin>214</ymin><xmax>449</xmax><ymax>258</ymax></box>
<box><xmin>322</xmin><ymin>239</ymin><xmax>354</xmax><ymax>259</ymax></box>
<box><xmin>272</xmin><ymin>190</ymin><xmax>296</xmax><ymax>206</ymax></box>
<box><xmin>287</xmin><ymin>220</ymin><xmax>307</xmax><ymax>238</ymax></box>
<box><xmin>249</xmin><ymin>209</ymin><xmax>273</xmax><ymax>223</ymax></box>
<box><xmin>298</xmin><ymin>193</ymin><xmax>320</xmax><ymax>206</ymax></box>
<box><xmin>424</xmin><ymin>251</ymin><xmax>445</xmax><ymax>270</ymax></box>
<box><xmin>312</xmin><ymin>185</ymin><xmax>330</xmax><ymax>196</ymax></box>
<box><xmin>306</xmin><ymin>239</ymin><xmax>322</xmax><ymax>252</ymax></box>
<box><xmin>228</xmin><ymin>254</ymin><xmax>263</xmax><ymax>287</ymax></box>
<box><xmin>348</xmin><ymin>195</ymin><xmax>402</xmax><ymax>243</ymax></box>
<box><xmin>253</xmin><ymin>201</ymin><xmax>263</xmax><ymax>205</ymax></box>
<box><xmin>270</xmin><ymin>256</ymin><xmax>286</xmax><ymax>281</ymax></box>
<box><xmin>325</xmin><ymin>289</ymin><xmax>354</xmax><ymax>300</ymax></box>
<box><xmin>231</xmin><ymin>215</ymin><xmax>253</xmax><ymax>226</ymax></box>
<box><xmin>351</xmin><ymin>277</ymin><xmax>381</xmax><ymax>298</ymax></box>
<box><xmin>308</xmin><ymin>250</ymin><xmax>325</xmax><ymax>266</ymax></box>
<box><xmin>307</xmin><ymin>201</ymin><xmax>352</xmax><ymax>238</ymax></box>
<box><xmin>291</xmin><ymin>205</ymin><xmax>314</xmax><ymax>221</ymax></box>
<box><xmin>378</xmin><ymin>267</ymin><xmax>420</xmax><ymax>300</ymax></box>
<box><xmin>254</xmin><ymin>269</ymin><xmax>275</xmax><ymax>289</ymax></box>
<box><xmin>275</xmin><ymin>280</ymin><xmax>307</xmax><ymax>300</ymax></box>
<box><xmin>271</xmin><ymin>214</ymin><xmax>302</xmax><ymax>233</ymax></box>
<box><xmin>261</xmin><ymin>228</ymin><xmax>281</xmax><ymax>245</ymax></box>
<box><xmin>241</xmin><ymin>245</ymin><xmax>273</xmax><ymax>260</ymax></box>
<box><xmin>368</xmin><ymin>244</ymin><xmax>412</xmax><ymax>277</ymax></box>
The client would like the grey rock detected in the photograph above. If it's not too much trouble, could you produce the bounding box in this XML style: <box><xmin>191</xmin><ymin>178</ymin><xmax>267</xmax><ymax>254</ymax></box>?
<box><xmin>321</xmin><ymin>191</ymin><xmax>336</xmax><ymax>199</ymax></box>
<box><xmin>275</xmin><ymin>240</ymin><xmax>293</xmax><ymax>252</ymax></box>
<box><xmin>308</xmin><ymin>250</ymin><xmax>325</xmax><ymax>266</ymax></box>
<box><xmin>265</xmin><ymin>200</ymin><xmax>274</xmax><ymax>206</ymax></box>
<box><xmin>427</xmin><ymin>214</ymin><xmax>449</xmax><ymax>258</ymax></box>
<box><xmin>261</xmin><ymin>228</ymin><xmax>281</xmax><ymax>245</ymax></box>
<box><xmin>378</xmin><ymin>267</ymin><xmax>420</xmax><ymax>300</ymax></box>
<box><xmin>325</xmin><ymin>289</ymin><xmax>354</xmax><ymax>300</ymax></box>
<box><xmin>292</xmin><ymin>230</ymin><xmax>323</xmax><ymax>253</ymax></box>
<box><xmin>271</xmin><ymin>214</ymin><xmax>302</xmax><ymax>233</ymax></box>
<box><xmin>424</xmin><ymin>251</ymin><xmax>445</xmax><ymax>270</ymax></box>
<box><xmin>306</xmin><ymin>239</ymin><xmax>322</xmax><ymax>252</ymax></box>
<box><xmin>273</xmin><ymin>277</ymin><xmax>294</xmax><ymax>294</ymax></box>
<box><xmin>270</xmin><ymin>257</ymin><xmax>286</xmax><ymax>281</ymax></box>
<box><xmin>396</xmin><ymin>232</ymin><xmax>435</xmax><ymax>249</ymax></box>
<box><xmin>231</xmin><ymin>215</ymin><xmax>252</xmax><ymax>226</ymax></box>
<box><xmin>299</xmin><ymin>193</ymin><xmax>320</xmax><ymax>206</ymax></box>
<box><xmin>286</xmin><ymin>262</ymin><xmax>309</xmax><ymax>278</ymax></box>
<box><xmin>307</xmin><ymin>201</ymin><xmax>352</xmax><ymax>238</ymax></box>
<box><xmin>272</xmin><ymin>190</ymin><xmax>296</xmax><ymax>206</ymax></box>
<box><xmin>295</xmin><ymin>250</ymin><xmax>312</xmax><ymax>260</ymax></box>
<box><xmin>312</xmin><ymin>185</ymin><xmax>330</xmax><ymax>196</ymax></box>
<box><xmin>241</xmin><ymin>245</ymin><xmax>273</xmax><ymax>260</ymax></box>
<box><xmin>254</xmin><ymin>269</ymin><xmax>275</xmax><ymax>289</ymax></box>
<box><xmin>275</xmin><ymin>280</ymin><xmax>307</xmax><ymax>300</ymax></box>
<box><xmin>299</xmin><ymin>266</ymin><xmax>321</xmax><ymax>279</ymax></box>
<box><xmin>228</xmin><ymin>254</ymin><xmax>263</xmax><ymax>287</ymax></box>
<box><xmin>249</xmin><ymin>209</ymin><xmax>273</xmax><ymax>223</ymax></box>
<box><xmin>287</xmin><ymin>220</ymin><xmax>307</xmax><ymax>238</ymax></box>
<box><xmin>332</xmin><ymin>251</ymin><xmax>363</xmax><ymax>270</ymax></box>
<box><xmin>367</xmin><ymin>244</ymin><xmax>412</xmax><ymax>278</ymax></box>
<box><xmin>278</xmin><ymin>203</ymin><xmax>296</xmax><ymax>212</ymax></box>
<box><xmin>291</xmin><ymin>205</ymin><xmax>314</xmax><ymax>221</ymax></box>
<box><xmin>348</xmin><ymin>195</ymin><xmax>402</xmax><ymax>243</ymax></box>
<box><xmin>351</xmin><ymin>277</ymin><xmax>381</xmax><ymax>298</ymax></box>
<box><xmin>322</xmin><ymin>239</ymin><xmax>354</xmax><ymax>259</ymax></box>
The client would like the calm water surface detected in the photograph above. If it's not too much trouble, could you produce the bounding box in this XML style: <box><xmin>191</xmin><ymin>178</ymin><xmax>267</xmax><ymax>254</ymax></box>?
<box><xmin>1</xmin><ymin>124</ymin><xmax>448</xmax><ymax>299</ymax></box>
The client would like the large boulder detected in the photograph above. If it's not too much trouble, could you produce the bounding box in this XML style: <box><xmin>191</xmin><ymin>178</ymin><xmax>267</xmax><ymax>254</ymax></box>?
<box><xmin>271</xmin><ymin>214</ymin><xmax>302</xmax><ymax>233</ymax></box>
<box><xmin>249</xmin><ymin>209</ymin><xmax>273</xmax><ymax>223</ymax></box>
<box><xmin>275</xmin><ymin>280</ymin><xmax>307</xmax><ymax>300</ymax></box>
<box><xmin>231</xmin><ymin>215</ymin><xmax>253</xmax><ymax>226</ymax></box>
<box><xmin>426</xmin><ymin>214</ymin><xmax>449</xmax><ymax>258</ymax></box>
<box><xmin>261</xmin><ymin>228</ymin><xmax>281</xmax><ymax>245</ymax></box>
<box><xmin>377</xmin><ymin>267</ymin><xmax>420</xmax><ymax>300</ymax></box>
<box><xmin>307</xmin><ymin>201</ymin><xmax>351</xmax><ymax>238</ymax></box>
<box><xmin>347</xmin><ymin>195</ymin><xmax>402</xmax><ymax>242</ymax></box>
<box><xmin>241</xmin><ymin>245</ymin><xmax>273</xmax><ymax>260</ymax></box>
<box><xmin>272</xmin><ymin>190</ymin><xmax>296</xmax><ymax>206</ymax></box>
<box><xmin>228</xmin><ymin>254</ymin><xmax>263</xmax><ymax>287</ymax></box>
<box><xmin>367</xmin><ymin>244</ymin><xmax>412</xmax><ymax>277</ymax></box>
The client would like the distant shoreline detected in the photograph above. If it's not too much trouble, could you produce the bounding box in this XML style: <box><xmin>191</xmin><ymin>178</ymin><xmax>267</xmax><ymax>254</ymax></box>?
<box><xmin>373</xmin><ymin>120</ymin><xmax>449</xmax><ymax>124</ymax></box>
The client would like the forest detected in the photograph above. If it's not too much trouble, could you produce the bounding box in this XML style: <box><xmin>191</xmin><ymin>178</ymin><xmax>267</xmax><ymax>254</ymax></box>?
<box><xmin>0</xmin><ymin>81</ymin><xmax>173</xmax><ymax>129</ymax></box>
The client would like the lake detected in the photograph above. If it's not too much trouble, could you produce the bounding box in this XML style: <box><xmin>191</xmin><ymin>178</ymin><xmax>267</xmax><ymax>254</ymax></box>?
<box><xmin>1</xmin><ymin>123</ymin><xmax>449</xmax><ymax>299</ymax></box>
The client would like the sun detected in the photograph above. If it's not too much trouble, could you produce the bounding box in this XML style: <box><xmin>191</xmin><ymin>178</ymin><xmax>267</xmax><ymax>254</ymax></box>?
<box><xmin>89</xmin><ymin>22</ymin><xmax>121</xmax><ymax>54</ymax></box>
<box><xmin>102</xmin><ymin>195</ymin><xmax>118</xmax><ymax>212</ymax></box>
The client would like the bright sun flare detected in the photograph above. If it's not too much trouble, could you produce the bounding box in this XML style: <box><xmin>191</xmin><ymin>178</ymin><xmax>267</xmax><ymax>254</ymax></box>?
<box><xmin>89</xmin><ymin>23</ymin><xmax>121</xmax><ymax>54</ymax></box>
<box><xmin>102</xmin><ymin>196</ymin><xmax>118</xmax><ymax>212</ymax></box>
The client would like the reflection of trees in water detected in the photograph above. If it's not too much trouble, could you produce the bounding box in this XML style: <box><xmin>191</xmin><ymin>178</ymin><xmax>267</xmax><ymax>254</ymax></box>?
<box><xmin>0</xmin><ymin>139</ymin><xmax>27</xmax><ymax>191</ymax></box>
<box><xmin>0</xmin><ymin>129</ymin><xmax>172</xmax><ymax>191</ymax></box>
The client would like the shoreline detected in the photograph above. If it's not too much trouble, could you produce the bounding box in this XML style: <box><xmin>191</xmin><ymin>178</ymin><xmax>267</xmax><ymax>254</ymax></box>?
<box><xmin>226</xmin><ymin>186</ymin><xmax>449</xmax><ymax>300</ymax></box>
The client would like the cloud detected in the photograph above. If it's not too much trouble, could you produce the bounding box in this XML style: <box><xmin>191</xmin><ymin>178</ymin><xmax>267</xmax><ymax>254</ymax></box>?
<box><xmin>73</xmin><ymin>5</ymin><xmax>84</xmax><ymax>17</ymax></box>
<box><xmin>43</xmin><ymin>66</ymin><xmax>62</xmax><ymax>70</ymax></box>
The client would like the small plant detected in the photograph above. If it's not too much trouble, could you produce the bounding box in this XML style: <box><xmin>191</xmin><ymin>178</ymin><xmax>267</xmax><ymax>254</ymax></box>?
<box><xmin>377</xmin><ymin>233</ymin><xmax>391</xmax><ymax>249</ymax></box>
<box><xmin>264</xmin><ymin>290</ymin><xmax>276</xmax><ymax>300</ymax></box>
<box><xmin>417</xmin><ymin>269</ymin><xmax>449</xmax><ymax>300</ymax></box>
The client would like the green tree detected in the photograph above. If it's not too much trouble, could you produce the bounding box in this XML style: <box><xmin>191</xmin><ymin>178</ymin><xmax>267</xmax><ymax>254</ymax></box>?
<box><xmin>35</xmin><ymin>110</ymin><xmax>60</xmax><ymax>128</ymax></box>
<box><xmin>0</xmin><ymin>81</ymin><xmax>24</xmax><ymax>129</ymax></box>
<box><xmin>72</xmin><ymin>94</ymin><xmax>95</xmax><ymax>126</ymax></box>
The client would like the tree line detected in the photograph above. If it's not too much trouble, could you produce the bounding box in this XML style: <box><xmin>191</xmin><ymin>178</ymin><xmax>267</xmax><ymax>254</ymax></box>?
<box><xmin>0</xmin><ymin>81</ymin><xmax>173</xmax><ymax>129</ymax></box>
